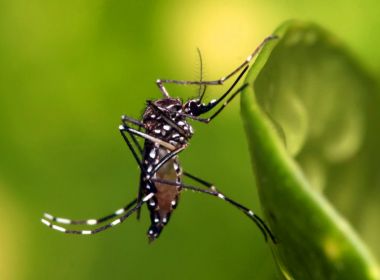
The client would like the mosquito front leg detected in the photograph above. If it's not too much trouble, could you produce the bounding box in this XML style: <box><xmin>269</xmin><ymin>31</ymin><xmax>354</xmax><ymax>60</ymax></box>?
<box><xmin>200</xmin><ymin>83</ymin><xmax>249</xmax><ymax>123</ymax></box>
<box><xmin>157</xmin><ymin>35</ymin><xmax>277</xmax><ymax>88</ymax></box>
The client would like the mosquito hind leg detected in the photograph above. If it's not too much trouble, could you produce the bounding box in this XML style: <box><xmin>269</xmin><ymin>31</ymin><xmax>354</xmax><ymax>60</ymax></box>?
<box><xmin>43</xmin><ymin>198</ymin><xmax>138</xmax><ymax>226</ymax></box>
<box><xmin>41</xmin><ymin>194</ymin><xmax>154</xmax><ymax>235</ymax></box>
<box><xmin>151</xmin><ymin>178</ymin><xmax>276</xmax><ymax>243</ymax></box>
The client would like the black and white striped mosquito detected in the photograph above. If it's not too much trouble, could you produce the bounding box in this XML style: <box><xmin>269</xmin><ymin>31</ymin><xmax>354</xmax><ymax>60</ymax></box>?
<box><xmin>41</xmin><ymin>36</ymin><xmax>277</xmax><ymax>243</ymax></box>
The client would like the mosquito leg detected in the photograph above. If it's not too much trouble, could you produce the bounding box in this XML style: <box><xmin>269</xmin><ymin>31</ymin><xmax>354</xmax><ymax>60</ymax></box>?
<box><xmin>151</xmin><ymin>178</ymin><xmax>276</xmax><ymax>243</ymax></box>
<box><xmin>43</xmin><ymin>198</ymin><xmax>138</xmax><ymax>226</ymax></box>
<box><xmin>202</xmin><ymin>83</ymin><xmax>249</xmax><ymax>122</ymax></box>
<box><xmin>157</xmin><ymin>35</ymin><xmax>277</xmax><ymax>88</ymax></box>
<box><xmin>41</xmin><ymin>193</ymin><xmax>154</xmax><ymax>235</ymax></box>
<box><xmin>150</xmin><ymin>67</ymin><xmax>248</xmax><ymax>135</ymax></box>
<box><xmin>121</xmin><ymin>115</ymin><xmax>145</xmax><ymax>154</ymax></box>
<box><xmin>151</xmin><ymin>144</ymin><xmax>188</xmax><ymax>175</ymax></box>
<box><xmin>183</xmin><ymin>171</ymin><xmax>217</xmax><ymax>190</ymax></box>
<box><xmin>179</xmin><ymin>83</ymin><xmax>249</xmax><ymax>124</ymax></box>
<box><xmin>119</xmin><ymin>124</ymin><xmax>176</xmax><ymax>151</ymax></box>
<box><xmin>119</xmin><ymin>121</ymin><xmax>188</xmax><ymax>213</ymax></box>
<box><xmin>121</xmin><ymin>115</ymin><xmax>144</xmax><ymax>128</ymax></box>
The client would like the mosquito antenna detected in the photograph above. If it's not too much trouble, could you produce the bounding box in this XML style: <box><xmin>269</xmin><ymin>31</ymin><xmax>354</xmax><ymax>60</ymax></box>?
<box><xmin>196</xmin><ymin>48</ymin><xmax>206</xmax><ymax>101</ymax></box>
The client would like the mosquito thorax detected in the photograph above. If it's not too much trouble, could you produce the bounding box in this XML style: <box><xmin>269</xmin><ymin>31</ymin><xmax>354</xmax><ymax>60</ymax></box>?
<box><xmin>142</xmin><ymin>98</ymin><xmax>194</xmax><ymax>145</ymax></box>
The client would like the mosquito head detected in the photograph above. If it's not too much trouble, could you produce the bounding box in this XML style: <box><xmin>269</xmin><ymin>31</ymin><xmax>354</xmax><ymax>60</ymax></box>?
<box><xmin>183</xmin><ymin>98</ymin><xmax>216</xmax><ymax>116</ymax></box>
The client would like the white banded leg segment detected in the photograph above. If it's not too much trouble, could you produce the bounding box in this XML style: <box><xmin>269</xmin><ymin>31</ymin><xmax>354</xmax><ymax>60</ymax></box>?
<box><xmin>150</xmin><ymin>177</ymin><xmax>276</xmax><ymax>243</ymax></box>
<box><xmin>41</xmin><ymin>218</ymin><xmax>95</xmax><ymax>235</ymax></box>
<box><xmin>42</xmin><ymin>198</ymin><xmax>138</xmax><ymax>226</ymax></box>
<box><xmin>41</xmin><ymin>197</ymin><xmax>148</xmax><ymax>235</ymax></box>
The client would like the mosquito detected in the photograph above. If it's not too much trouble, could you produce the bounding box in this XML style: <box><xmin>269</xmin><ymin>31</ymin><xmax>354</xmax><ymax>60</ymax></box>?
<box><xmin>41</xmin><ymin>35</ymin><xmax>277</xmax><ymax>243</ymax></box>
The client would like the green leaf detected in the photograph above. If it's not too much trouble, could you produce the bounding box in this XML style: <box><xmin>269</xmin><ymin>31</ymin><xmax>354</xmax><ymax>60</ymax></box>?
<box><xmin>241</xmin><ymin>21</ymin><xmax>380</xmax><ymax>279</ymax></box>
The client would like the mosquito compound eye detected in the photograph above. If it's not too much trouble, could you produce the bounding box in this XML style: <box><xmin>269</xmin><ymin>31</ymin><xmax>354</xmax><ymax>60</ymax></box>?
<box><xmin>184</xmin><ymin>100</ymin><xmax>200</xmax><ymax>115</ymax></box>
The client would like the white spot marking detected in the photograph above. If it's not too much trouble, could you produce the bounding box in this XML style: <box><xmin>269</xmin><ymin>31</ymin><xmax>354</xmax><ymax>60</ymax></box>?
<box><xmin>151</xmin><ymin>114</ymin><xmax>156</xmax><ymax>119</ymax></box>
<box><xmin>171</xmin><ymin>200</ymin><xmax>176</xmax><ymax>206</ymax></box>
<box><xmin>163</xmin><ymin>217</ymin><xmax>167</xmax><ymax>223</ymax></box>
<box><xmin>248</xmin><ymin>210</ymin><xmax>254</xmax><ymax>216</ymax></box>
<box><xmin>82</xmin><ymin>230</ymin><xmax>92</xmax><ymax>235</ymax></box>
<box><xmin>173</xmin><ymin>162</ymin><xmax>179</xmax><ymax>171</ymax></box>
<box><xmin>154</xmin><ymin>129</ymin><xmax>161</xmax><ymax>134</ymax></box>
<box><xmin>154</xmin><ymin>218</ymin><xmax>159</xmax><ymax>223</ymax></box>
<box><xmin>210</xmin><ymin>99</ymin><xmax>217</xmax><ymax>104</ymax></box>
<box><xmin>163</xmin><ymin>125</ymin><xmax>171</xmax><ymax>131</ymax></box>
<box><xmin>56</xmin><ymin>217</ymin><xmax>71</xmax><ymax>224</ymax></box>
<box><xmin>86</xmin><ymin>219</ymin><xmax>97</xmax><ymax>225</ymax></box>
<box><xmin>149</xmin><ymin>149</ymin><xmax>156</xmax><ymax>159</ymax></box>
<box><xmin>149</xmin><ymin>200</ymin><xmax>155</xmax><ymax>206</ymax></box>
<box><xmin>43</xmin><ymin>213</ymin><xmax>54</xmax><ymax>220</ymax></box>
<box><xmin>119</xmin><ymin>125</ymin><xmax>124</xmax><ymax>130</ymax></box>
<box><xmin>177</xmin><ymin>121</ymin><xmax>185</xmax><ymax>126</ymax></box>
<box><xmin>217</xmin><ymin>193</ymin><xmax>225</xmax><ymax>199</ymax></box>
<box><xmin>111</xmin><ymin>219</ymin><xmax>121</xmax><ymax>226</ymax></box>
<box><xmin>143</xmin><ymin>193</ymin><xmax>154</xmax><ymax>202</ymax></box>
<box><xmin>41</xmin><ymin>219</ymin><xmax>51</xmax><ymax>227</ymax></box>
<box><xmin>52</xmin><ymin>224</ymin><xmax>66</xmax><ymax>232</ymax></box>
<box><xmin>115</xmin><ymin>208</ymin><xmax>124</xmax><ymax>215</ymax></box>
<box><xmin>183</xmin><ymin>126</ymin><xmax>189</xmax><ymax>130</ymax></box>
<box><xmin>149</xmin><ymin>230</ymin><xmax>154</xmax><ymax>235</ymax></box>
<box><xmin>246</xmin><ymin>54</ymin><xmax>253</xmax><ymax>62</ymax></box>
<box><xmin>156</xmin><ymin>79</ymin><xmax>161</xmax><ymax>83</ymax></box>
<box><xmin>172</xmin><ymin>133</ymin><xmax>179</xmax><ymax>138</ymax></box>
<box><xmin>147</xmin><ymin>165</ymin><xmax>153</xmax><ymax>173</ymax></box>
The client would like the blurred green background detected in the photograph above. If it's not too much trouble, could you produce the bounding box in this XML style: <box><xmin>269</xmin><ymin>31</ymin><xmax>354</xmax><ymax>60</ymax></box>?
<box><xmin>0</xmin><ymin>0</ymin><xmax>379</xmax><ymax>279</ymax></box>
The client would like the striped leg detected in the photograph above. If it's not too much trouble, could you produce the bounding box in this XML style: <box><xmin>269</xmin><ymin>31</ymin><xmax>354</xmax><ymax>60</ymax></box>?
<box><xmin>151</xmin><ymin>178</ymin><xmax>276</xmax><ymax>243</ymax></box>
<box><xmin>43</xmin><ymin>198</ymin><xmax>137</xmax><ymax>226</ymax></box>
<box><xmin>181</xmin><ymin>83</ymin><xmax>249</xmax><ymax>124</ymax></box>
<box><xmin>183</xmin><ymin>171</ymin><xmax>220</xmax><ymax>191</ymax></box>
<box><xmin>199</xmin><ymin>83</ymin><xmax>249</xmax><ymax>123</ymax></box>
<box><xmin>119</xmin><ymin>124</ymin><xmax>176</xmax><ymax>151</ymax></box>
<box><xmin>121</xmin><ymin>115</ymin><xmax>144</xmax><ymax>154</ymax></box>
<box><xmin>41</xmin><ymin>193</ymin><xmax>154</xmax><ymax>235</ymax></box>
<box><xmin>156</xmin><ymin>36</ymin><xmax>277</xmax><ymax>88</ymax></box>
<box><xmin>153</xmin><ymin>65</ymin><xmax>249</xmax><ymax>127</ymax></box>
